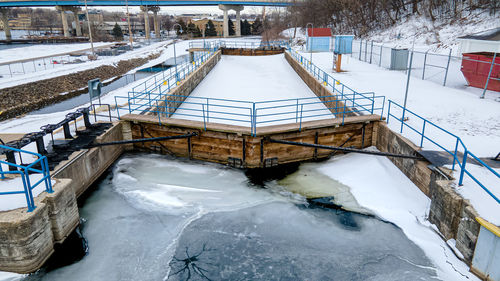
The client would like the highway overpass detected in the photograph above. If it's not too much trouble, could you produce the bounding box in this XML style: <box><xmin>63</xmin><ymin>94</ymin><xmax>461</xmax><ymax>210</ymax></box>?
<box><xmin>0</xmin><ymin>0</ymin><xmax>298</xmax><ymax>7</ymax></box>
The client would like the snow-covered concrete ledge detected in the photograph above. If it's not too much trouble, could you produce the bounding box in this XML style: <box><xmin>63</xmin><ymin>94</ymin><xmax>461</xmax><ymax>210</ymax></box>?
<box><xmin>0</xmin><ymin>122</ymin><xmax>125</xmax><ymax>274</ymax></box>
<box><xmin>374</xmin><ymin>121</ymin><xmax>491</xmax><ymax>272</ymax></box>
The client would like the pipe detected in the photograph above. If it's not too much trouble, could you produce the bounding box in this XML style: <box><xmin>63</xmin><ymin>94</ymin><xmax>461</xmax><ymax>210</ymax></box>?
<box><xmin>86</xmin><ymin>132</ymin><xmax>198</xmax><ymax>148</ymax></box>
<box><xmin>267</xmin><ymin>138</ymin><xmax>424</xmax><ymax>160</ymax></box>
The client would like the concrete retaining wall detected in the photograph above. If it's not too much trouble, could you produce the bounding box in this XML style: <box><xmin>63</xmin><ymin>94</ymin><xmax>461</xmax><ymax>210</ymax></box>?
<box><xmin>285</xmin><ymin>51</ymin><xmax>351</xmax><ymax>117</ymax></box>
<box><xmin>221</xmin><ymin>48</ymin><xmax>285</xmax><ymax>56</ymax></box>
<box><xmin>375</xmin><ymin>122</ymin><xmax>481</xmax><ymax>265</ymax></box>
<box><xmin>0</xmin><ymin>122</ymin><xmax>124</xmax><ymax>273</ymax></box>
<box><xmin>155</xmin><ymin>50</ymin><xmax>222</xmax><ymax>117</ymax></box>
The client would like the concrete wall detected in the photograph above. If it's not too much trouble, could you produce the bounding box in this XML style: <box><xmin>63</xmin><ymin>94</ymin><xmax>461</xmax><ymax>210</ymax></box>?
<box><xmin>375</xmin><ymin>122</ymin><xmax>481</xmax><ymax>265</ymax></box>
<box><xmin>221</xmin><ymin>48</ymin><xmax>285</xmax><ymax>56</ymax></box>
<box><xmin>121</xmin><ymin>114</ymin><xmax>378</xmax><ymax>169</ymax></box>
<box><xmin>155</xmin><ymin>50</ymin><xmax>222</xmax><ymax>117</ymax></box>
<box><xmin>0</xmin><ymin>122</ymin><xmax>124</xmax><ymax>274</ymax></box>
<box><xmin>53</xmin><ymin>122</ymin><xmax>125</xmax><ymax>197</ymax></box>
<box><xmin>285</xmin><ymin>51</ymin><xmax>351</xmax><ymax>117</ymax></box>
<box><xmin>0</xmin><ymin>179</ymin><xmax>78</xmax><ymax>273</ymax></box>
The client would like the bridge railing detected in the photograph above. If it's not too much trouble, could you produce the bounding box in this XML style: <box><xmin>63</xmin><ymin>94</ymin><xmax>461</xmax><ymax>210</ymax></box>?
<box><xmin>387</xmin><ymin>100</ymin><xmax>500</xmax><ymax>204</ymax></box>
<box><xmin>0</xmin><ymin>145</ymin><xmax>53</xmax><ymax>212</ymax></box>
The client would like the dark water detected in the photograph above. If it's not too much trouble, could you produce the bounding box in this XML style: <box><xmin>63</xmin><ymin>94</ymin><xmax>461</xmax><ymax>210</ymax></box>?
<box><xmin>14</xmin><ymin>154</ymin><xmax>439</xmax><ymax>281</ymax></box>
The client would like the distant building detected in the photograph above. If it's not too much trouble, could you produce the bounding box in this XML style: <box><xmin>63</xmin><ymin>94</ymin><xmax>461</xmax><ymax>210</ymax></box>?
<box><xmin>306</xmin><ymin>28</ymin><xmax>332</xmax><ymax>52</ymax></box>
<box><xmin>458</xmin><ymin>27</ymin><xmax>500</xmax><ymax>54</ymax></box>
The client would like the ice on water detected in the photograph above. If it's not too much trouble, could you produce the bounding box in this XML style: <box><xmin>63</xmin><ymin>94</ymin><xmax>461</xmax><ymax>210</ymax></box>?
<box><xmin>4</xmin><ymin>154</ymin><xmax>440</xmax><ymax>281</ymax></box>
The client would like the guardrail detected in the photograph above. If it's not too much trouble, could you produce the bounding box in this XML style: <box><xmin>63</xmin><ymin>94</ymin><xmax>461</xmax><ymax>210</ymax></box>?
<box><xmin>128</xmin><ymin>47</ymin><xmax>219</xmax><ymax>100</ymax></box>
<box><xmin>0</xmin><ymin>145</ymin><xmax>52</xmax><ymax>212</ymax></box>
<box><xmin>387</xmin><ymin>100</ymin><xmax>500</xmax><ymax>204</ymax></box>
<box><xmin>188</xmin><ymin>40</ymin><xmax>289</xmax><ymax>50</ymax></box>
<box><xmin>116</xmin><ymin>42</ymin><xmax>384</xmax><ymax>136</ymax></box>
<box><xmin>123</xmin><ymin>93</ymin><xmax>384</xmax><ymax>136</ymax></box>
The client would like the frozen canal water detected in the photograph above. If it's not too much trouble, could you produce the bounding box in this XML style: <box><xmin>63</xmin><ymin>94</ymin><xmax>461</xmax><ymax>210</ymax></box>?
<box><xmin>174</xmin><ymin>54</ymin><xmax>333</xmax><ymax>126</ymax></box>
<box><xmin>5</xmin><ymin>153</ymin><xmax>442</xmax><ymax>281</ymax></box>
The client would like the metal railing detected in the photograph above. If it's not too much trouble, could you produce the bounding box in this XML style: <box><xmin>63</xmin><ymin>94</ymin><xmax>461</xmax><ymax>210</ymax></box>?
<box><xmin>351</xmin><ymin>39</ymin><xmax>500</xmax><ymax>97</ymax></box>
<box><xmin>0</xmin><ymin>145</ymin><xmax>53</xmax><ymax>212</ymax></box>
<box><xmin>387</xmin><ymin>100</ymin><xmax>500</xmax><ymax>204</ymax></box>
<box><xmin>188</xmin><ymin>40</ymin><xmax>289</xmax><ymax>50</ymax></box>
<box><xmin>116</xmin><ymin>44</ymin><xmax>384</xmax><ymax>136</ymax></box>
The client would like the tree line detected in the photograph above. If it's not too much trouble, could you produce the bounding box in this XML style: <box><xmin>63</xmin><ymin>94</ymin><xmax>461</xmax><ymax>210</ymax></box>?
<box><xmin>174</xmin><ymin>18</ymin><xmax>264</xmax><ymax>37</ymax></box>
<box><xmin>288</xmin><ymin>0</ymin><xmax>499</xmax><ymax>36</ymax></box>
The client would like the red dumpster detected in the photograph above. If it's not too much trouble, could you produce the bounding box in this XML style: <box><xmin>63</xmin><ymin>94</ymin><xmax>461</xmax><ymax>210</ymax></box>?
<box><xmin>461</xmin><ymin>52</ymin><xmax>500</xmax><ymax>92</ymax></box>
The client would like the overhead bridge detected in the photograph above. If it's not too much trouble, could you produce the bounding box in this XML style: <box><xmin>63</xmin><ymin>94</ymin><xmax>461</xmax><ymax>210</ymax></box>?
<box><xmin>0</xmin><ymin>0</ymin><xmax>298</xmax><ymax>7</ymax></box>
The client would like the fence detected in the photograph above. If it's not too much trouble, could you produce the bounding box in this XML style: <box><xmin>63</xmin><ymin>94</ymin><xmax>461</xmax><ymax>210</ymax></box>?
<box><xmin>0</xmin><ymin>145</ymin><xmax>53</xmax><ymax>212</ymax></box>
<box><xmin>188</xmin><ymin>40</ymin><xmax>289</xmax><ymax>50</ymax></box>
<box><xmin>387</xmin><ymin>100</ymin><xmax>500</xmax><ymax>204</ymax></box>
<box><xmin>350</xmin><ymin>39</ymin><xmax>500</xmax><ymax>97</ymax></box>
<box><xmin>116</xmin><ymin>45</ymin><xmax>384</xmax><ymax>136</ymax></box>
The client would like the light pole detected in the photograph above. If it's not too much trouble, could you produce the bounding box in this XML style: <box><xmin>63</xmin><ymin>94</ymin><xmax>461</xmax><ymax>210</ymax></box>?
<box><xmin>173</xmin><ymin>23</ymin><xmax>183</xmax><ymax>83</ymax></box>
<box><xmin>83</xmin><ymin>0</ymin><xmax>95</xmax><ymax>59</ymax></box>
<box><xmin>126</xmin><ymin>0</ymin><xmax>133</xmax><ymax>50</ymax></box>
<box><xmin>306</xmin><ymin>22</ymin><xmax>313</xmax><ymax>65</ymax></box>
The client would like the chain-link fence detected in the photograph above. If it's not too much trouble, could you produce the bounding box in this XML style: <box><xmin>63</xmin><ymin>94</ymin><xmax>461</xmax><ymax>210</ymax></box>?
<box><xmin>350</xmin><ymin>39</ymin><xmax>500</xmax><ymax>97</ymax></box>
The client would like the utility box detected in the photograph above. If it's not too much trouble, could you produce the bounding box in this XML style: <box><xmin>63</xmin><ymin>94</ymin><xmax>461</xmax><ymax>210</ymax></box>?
<box><xmin>390</xmin><ymin>48</ymin><xmax>409</xmax><ymax>70</ymax></box>
<box><xmin>88</xmin><ymin>78</ymin><xmax>102</xmax><ymax>105</ymax></box>
<box><xmin>334</xmin><ymin>35</ymin><xmax>354</xmax><ymax>54</ymax></box>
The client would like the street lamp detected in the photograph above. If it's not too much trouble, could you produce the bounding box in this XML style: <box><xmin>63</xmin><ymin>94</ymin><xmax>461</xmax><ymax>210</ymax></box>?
<box><xmin>84</xmin><ymin>0</ymin><xmax>95</xmax><ymax>59</ymax></box>
<box><xmin>306</xmin><ymin>22</ymin><xmax>313</xmax><ymax>65</ymax></box>
<box><xmin>173</xmin><ymin>23</ymin><xmax>183</xmax><ymax>83</ymax></box>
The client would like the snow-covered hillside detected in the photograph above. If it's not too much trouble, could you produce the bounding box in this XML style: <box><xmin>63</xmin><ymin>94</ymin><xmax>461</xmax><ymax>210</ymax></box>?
<box><xmin>360</xmin><ymin>10</ymin><xmax>499</xmax><ymax>54</ymax></box>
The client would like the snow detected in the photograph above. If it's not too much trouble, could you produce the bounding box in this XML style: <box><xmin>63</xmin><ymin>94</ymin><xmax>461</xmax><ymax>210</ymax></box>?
<box><xmin>0</xmin><ymin>40</ymin><xmax>170</xmax><ymax>89</ymax></box>
<box><xmin>0</xmin><ymin>42</ymin><xmax>112</xmax><ymax>64</ymax></box>
<box><xmin>174</xmin><ymin>54</ymin><xmax>332</xmax><ymax>126</ymax></box>
<box><xmin>0</xmin><ymin>174</ymin><xmax>53</xmax><ymax>211</ymax></box>
<box><xmin>300</xmin><ymin>49</ymin><xmax>500</xmax><ymax>225</ymax></box>
<box><xmin>362</xmin><ymin>10</ymin><xmax>500</xmax><ymax>55</ymax></box>
<box><xmin>317</xmin><ymin>148</ymin><xmax>479</xmax><ymax>281</ymax></box>
<box><xmin>454</xmin><ymin>163</ymin><xmax>500</xmax><ymax>225</ymax></box>
<box><xmin>302</xmin><ymin>51</ymin><xmax>500</xmax><ymax>157</ymax></box>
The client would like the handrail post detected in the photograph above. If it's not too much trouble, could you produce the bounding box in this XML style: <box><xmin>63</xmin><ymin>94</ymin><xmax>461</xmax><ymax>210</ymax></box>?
<box><xmin>299</xmin><ymin>104</ymin><xmax>304</xmax><ymax>131</ymax></box>
<box><xmin>420</xmin><ymin>120</ymin><xmax>426</xmax><ymax>147</ymax></box>
<box><xmin>481</xmin><ymin>52</ymin><xmax>497</xmax><ymax>99</ymax></box>
<box><xmin>443</xmin><ymin>48</ymin><xmax>452</xmax><ymax>86</ymax></box>
<box><xmin>387</xmin><ymin>100</ymin><xmax>391</xmax><ymax>124</ymax></box>
<box><xmin>295</xmin><ymin>99</ymin><xmax>299</xmax><ymax>122</ymax></box>
<box><xmin>206</xmin><ymin>98</ymin><xmax>210</xmax><ymax>123</ymax></box>
<box><xmin>452</xmin><ymin>138</ymin><xmax>459</xmax><ymax>170</ymax></box>
<box><xmin>422</xmin><ymin>50</ymin><xmax>428</xmax><ymax>79</ymax></box>
<box><xmin>458</xmin><ymin>150</ymin><xmax>468</xmax><ymax>186</ymax></box>
<box><xmin>24</xmin><ymin>168</ymin><xmax>35</xmax><ymax>212</ymax></box>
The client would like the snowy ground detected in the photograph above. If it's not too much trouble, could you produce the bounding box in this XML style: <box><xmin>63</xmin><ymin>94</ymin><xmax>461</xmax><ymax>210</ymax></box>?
<box><xmin>0</xmin><ymin>37</ymin><xmax>496</xmax><ymax>280</ymax></box>
<box><xmin>316</xmin><ymin>149</ymin><xmax>479</xmax><ymax>281</ymax></box>
<box><xmin>174</xmin><ymin>54</ymin><xmax>331</xmax><ymax>127</ymax></box>
<box><xmin>0</xmin><ymin>42</ymin><xmax>113</xmax><ymax>64</ymax></box>
<box><xmin>0</xmin><ymin>40</ymin><xmax>169</xmax><ymax>89</ymax></box>
<box><xmin>299</xmin><ymin>50</ymin><xmax>500</xmax><ymax>225</ymax></box>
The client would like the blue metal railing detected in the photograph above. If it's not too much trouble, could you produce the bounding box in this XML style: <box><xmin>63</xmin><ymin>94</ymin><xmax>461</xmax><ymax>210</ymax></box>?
<box><xmin>188</xmin><ymin>40</ymin><xmax>289</xmax><ymax>50</ymax></box>
<box><xmin>115</xmin><ymin>41</ymin><xmax>384</xmax><ymax>136</ymax></box>
<box><xmin>387</xmin><ymin>100</ymin><xmax>500</xmax><ymax>204</ymax></box>
<box><xmin>0</xmin><ymin>145</ymin><xmax>53</xmax><ymax>212</ymax></box>
<box><xmin>121</xmin><ymin>92</ymin><xmax>384</xmax><ymax>136</ymax></box>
